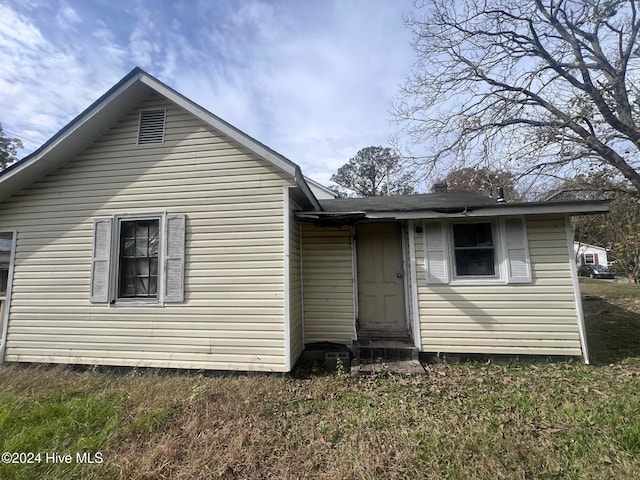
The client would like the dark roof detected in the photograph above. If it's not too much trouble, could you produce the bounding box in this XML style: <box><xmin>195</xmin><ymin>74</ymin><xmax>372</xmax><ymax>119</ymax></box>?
<box><xmin>319</xmin><ymin>192</ymin><xmax>498</xmax><ymax>212</ymax></box>
<box><xmin>294</xmin><ymin>191</ymin><xmax>610</xmax><ymax>224</ymax></box>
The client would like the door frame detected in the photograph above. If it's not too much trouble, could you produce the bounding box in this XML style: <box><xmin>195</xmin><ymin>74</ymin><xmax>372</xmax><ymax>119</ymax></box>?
<box><xmin>352</xmin><ymin>220</ymin><xmax>412</xmax><ymax>341</ymax></box>
<box><xmin>0</xmin><ymin>230</ymin><xmax>17</xmax><ymax>363</ymax></box>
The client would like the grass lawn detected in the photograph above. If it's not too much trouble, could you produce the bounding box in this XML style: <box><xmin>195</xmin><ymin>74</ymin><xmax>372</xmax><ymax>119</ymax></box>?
<box><xmin>0</xmin><ymin>279</ymin><xmax>639</xmax><ymax>479</ymax></box>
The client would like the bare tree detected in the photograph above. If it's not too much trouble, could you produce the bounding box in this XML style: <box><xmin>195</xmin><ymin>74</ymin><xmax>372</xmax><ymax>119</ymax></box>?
<box><xmin>432</xmin><ymin>166</ymin><xmax>524</xmax><ymax>199</ymax></box>
<box><xmin>393</xmin><ymin>0</ymin><xmax>640</xmax><ymax>193</ymax></box>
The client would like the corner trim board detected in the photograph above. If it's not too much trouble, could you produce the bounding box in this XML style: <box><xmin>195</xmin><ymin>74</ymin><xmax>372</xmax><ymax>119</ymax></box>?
<box><xmin>408</xmin><ymin>221</ymin><xmax>422</xmax><ymax>349</ymax></box>
<box><xmin>0</xmin><ymin>230</ymin><xmax>17</xmax><ymax>363</ymax></box>
<box><xmin>565</xmin><ymin>215</ymin><xmax>589</xmax><ymax>364</ymax></box>
<box><xmin>283</xmin><ymin>186</ymin><xmax>292</xmax><ymax>371</ymax></box>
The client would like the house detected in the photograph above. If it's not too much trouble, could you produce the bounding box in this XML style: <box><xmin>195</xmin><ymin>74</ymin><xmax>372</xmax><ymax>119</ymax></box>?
<box><xmin>0</xmin><ymin>68</ymin><xmax>609</xmax><ymax>371</ymax></box>
<box><xmin>574</xmin><ymin>242</ymin><xmax>609</xmax><ymax>267</ymax></box>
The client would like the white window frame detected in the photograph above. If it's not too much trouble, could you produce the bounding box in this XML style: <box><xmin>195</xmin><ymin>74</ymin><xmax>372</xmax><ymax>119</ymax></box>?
<box><xmin>0</xmin><ymin>233</ymin><xmax>13</xmax><ymax>297</ymax></box>
<box><xmin>447</xmin><ymin>219</ymin><xmax>506</xmax><ymax>285</ymax></box>
<box><xmin>0</xmin><ymin>230</ymin><xmax>16</xmax><ymax>349</ymax></box>
<box><xmin>111</xmin><ymin>212</ymin><xmax>166</xmax><ymax>307</ymax></box>
<box><xmin>584</xmin><ymin>253</ymin><xmax>595</xmax><ymax>264</ymax></box>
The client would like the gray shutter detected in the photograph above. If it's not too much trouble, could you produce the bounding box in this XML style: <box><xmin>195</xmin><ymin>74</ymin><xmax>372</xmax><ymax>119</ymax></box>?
<box><xmin>90</xmin><ymin>218</ymin><xmax>112</xmax><ymax>303</ymax></box>
<box><xmin>165</xmin><ymin>214</ymin><xmax>186</xmax><ymax>302</ymax></box>
<box><xmin>503</xmin><ymin>217</ymin><xmax>531</xmax><ymax>283</ymax></box>
<box><xmin>424</xmin><ymin>221</ymin><xmax>449</xmax><ymax>284</ymax></box>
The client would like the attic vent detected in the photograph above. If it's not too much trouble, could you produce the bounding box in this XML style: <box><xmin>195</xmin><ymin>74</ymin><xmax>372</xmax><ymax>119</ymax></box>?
<box><xmin>137</xmin><ymin>109</ymin><xmax>166</xmax><ymax>145</ymax></box>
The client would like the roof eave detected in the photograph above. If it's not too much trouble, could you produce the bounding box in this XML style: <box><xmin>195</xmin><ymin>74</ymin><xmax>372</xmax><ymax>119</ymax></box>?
<box><xmin>297</xmin><ymin>199</ymin><xmax>610</xmax><ymax>221</ymax></box>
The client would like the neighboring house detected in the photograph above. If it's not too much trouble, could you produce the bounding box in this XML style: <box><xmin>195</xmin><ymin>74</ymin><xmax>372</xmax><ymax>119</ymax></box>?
<box><xmin>0</xmin><ymin>68</ymin><xmax>609</xmax><ymax>370</ymax></box>
<box><xmin>574</xmin><ymin>242</ymin><xmax>609</xmax><ymax>267</ymax></box>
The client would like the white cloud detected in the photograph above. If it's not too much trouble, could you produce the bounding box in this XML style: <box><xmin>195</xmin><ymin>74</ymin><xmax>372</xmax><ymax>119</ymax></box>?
<box><xmin>0</xmin><ymin>0</ymin><xmax>417</xmax><ymax>184</ymax></box>
<box><xmin>56</xmin><ymin>3</ymin><xmax>82</xmax><ymax>28</ymax></box>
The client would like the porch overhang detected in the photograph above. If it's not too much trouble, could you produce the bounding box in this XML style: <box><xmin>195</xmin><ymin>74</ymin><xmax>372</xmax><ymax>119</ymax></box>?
<box><xmin>296</xmin><ymin>199</ymin><xmax>610</xmax><ymax>224</ymax></box>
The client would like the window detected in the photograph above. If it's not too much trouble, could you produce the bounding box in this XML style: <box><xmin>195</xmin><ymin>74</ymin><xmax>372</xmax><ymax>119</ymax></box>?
<box><xmin>118</xmin><ymin>220</ymin><xmax>159</xmax><ymax>298</ymax></box>
<box><xmin>423</xmin><ymin>217</ymin><xmax>531</xmax><ymax>285</ymax></box>
<box><xmin>452</xmin><ymin>223</ymin><xmax>496</xmax><ymax>277</ymax></box>
<box><xmin>584</xmin><ymin>253</ymin><xmax>595</xmax><ymax>264</ymax></box>
<box><xmin>0</xmin><ymin>233</ymin><xmax>13</xmax><ymax>296</ymax></box>
<box><xmin>90</xmin><ymin>213</ymin><xmax>185</xmax><ymax>305</ymax></box>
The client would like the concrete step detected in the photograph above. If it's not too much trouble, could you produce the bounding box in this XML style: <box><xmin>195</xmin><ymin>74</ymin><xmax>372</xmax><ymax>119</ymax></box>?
<box><xmin>352</xmin><ymin>340</ymin><xmax>419</xmax><ymax>362</ymax></box>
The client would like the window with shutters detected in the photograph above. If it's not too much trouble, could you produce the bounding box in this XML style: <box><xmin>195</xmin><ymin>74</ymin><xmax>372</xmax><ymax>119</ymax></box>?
<box><xmin>137</xmin><ymin>109</ymin><xmax>166</xmax><ymax>145</ymax></box>
<box><xmin>584</xmin><ymin>253</ymin><xmax>595</xmax><ymax>264</ymax></box>
<box><xmin>90</xmin><ymin>213</ymin><xmax>186</xmax><ymax>305</ymax></box>
<box><xmin>422</xmin><ymin>217</ymin><xmax>531</xmax><ymax>285</ymax></box>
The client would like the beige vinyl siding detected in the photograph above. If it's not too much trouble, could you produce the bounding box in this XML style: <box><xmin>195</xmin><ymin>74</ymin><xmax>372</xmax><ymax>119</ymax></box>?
<box><xmin>288</xmin><ymin>197</ymin><xmax>303</xmax><ymax>367</ymax></box>
<box><xmin>0</xmin><ymin>93</ymin><xmax>294</xmax><ymax>372</ymax></box>
<box><xmin>415</xmin><ymin>215</ymin><xmax>582</xmax><ymax>356</ymax></box>
<box><xmin>301</xmin><ymin>224</ymin><xmax>354</xmax><ymax>345</ymax></box>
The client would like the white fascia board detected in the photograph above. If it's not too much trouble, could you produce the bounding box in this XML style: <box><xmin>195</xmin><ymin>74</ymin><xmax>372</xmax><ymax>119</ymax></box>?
<box><xmin>298</xmin><ymin>201</ymin><xmax>609</xmax><ymax>221</ymax></box>
<box><xmin>354</xmin><ymin>203</ymin><xmax>609</xmax><ymax>220</ymax></box>
<box><xmin>394</xmin><ymin>206</ymin><xmax>607</xmax><ymax>219</ymax></box>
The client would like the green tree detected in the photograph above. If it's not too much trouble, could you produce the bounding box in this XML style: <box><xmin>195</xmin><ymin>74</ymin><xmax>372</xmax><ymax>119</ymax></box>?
<box><xmin>432</xmin><ymin>167</ymin><xmax>523</xmax><ymax>200</ymax></box>
<box><xmin>330</xmin><ymin>146</ymin><xmax>415</xmax><ymax>197</ymax></box>
<box><xmin>0</xmin><ymin>122</ymin><xmax>23</xmax><ymax>170</ymax></box>
<box><xmin>394</xmin><ymin>0</ymin><xmax>640</xmax><ymax>193</ymax></box>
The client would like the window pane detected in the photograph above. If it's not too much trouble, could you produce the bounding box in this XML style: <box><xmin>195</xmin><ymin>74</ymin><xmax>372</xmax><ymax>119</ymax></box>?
<box><xmin>135</xmin><ymin>238</ymin><xmax>148</xmax><ymax>257</ymax></box>
<box><xmin>136</xmin><ymin>277</ymin><xmax>149</xmax><ymax>295</ymax></box>
<box><xmin>455</xmin><ymin>249</ymin><xmax>496</xmax><ymax>276</ymax></box>
<box><xmin>136</xmin><ymin>222</ymin><xmax>149</xmax><ymax>238</ymax></box>
<box><xmin>149</xmin><ymin>236</ymin><xmax>159</xmax><ymax>256</ymax></box>
<box><xmin>136</xmin><ymin>258</ymin><xmax>149</xmax><ymax>275</ymax></box>
<box><xmin>118</xmin><ymin>219</ymin><xmax>159</xmax><ymax>299</ymax></box>
<box><xmin>453</xmin><ymin>223</ymin><xmax>493</xmax><ymax>248</ymax></box>
<box><xmin>123</xmin><ymin>239</ymin><xmax>135</xmax><ymax>257</ymax></box>
<box><xmin>0</xmin><ymin>270</ymin><xmax>7</xmax><ymax>295</ymax></box>
<box><xmin>149</xmin><ymin>276</ymin><xmax>158</xmax><ymax>295</ymax></box>
<box><xmin>122</xmin><ymin>222</ymin><xmax>135</xmax><ymax>238</ymax></box>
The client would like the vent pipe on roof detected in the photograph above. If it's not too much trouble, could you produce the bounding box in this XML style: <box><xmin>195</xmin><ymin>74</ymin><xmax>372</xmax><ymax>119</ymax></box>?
<box><xmin>496</xmin><ymin>186</ymin><xmax>506</xmax><ymax>203</ymax></box>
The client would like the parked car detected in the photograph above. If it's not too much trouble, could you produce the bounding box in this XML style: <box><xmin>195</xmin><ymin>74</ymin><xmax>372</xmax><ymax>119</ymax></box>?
<box><xmin>577</xmin><ymin>264</ymin><xmax>615</xmax><ymax>279</ymax></box>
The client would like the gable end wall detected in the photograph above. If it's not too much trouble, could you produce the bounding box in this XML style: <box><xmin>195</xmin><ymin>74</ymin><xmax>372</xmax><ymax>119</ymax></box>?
<box><xmin>0</xmin><ymin>94</ymin><xmax>295</xmax><ymax>372</ymax></box>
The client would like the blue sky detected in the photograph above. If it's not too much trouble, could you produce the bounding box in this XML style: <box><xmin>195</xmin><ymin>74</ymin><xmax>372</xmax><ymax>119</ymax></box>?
<box><xmin>0</xmin><ymin>0</ymin><xmax>416</xmax><ymax>186</ymax></box>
